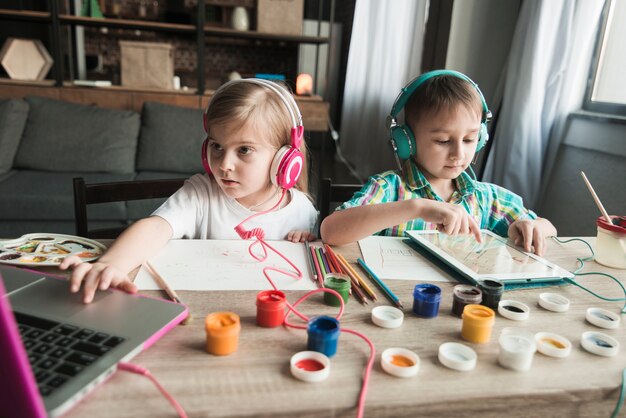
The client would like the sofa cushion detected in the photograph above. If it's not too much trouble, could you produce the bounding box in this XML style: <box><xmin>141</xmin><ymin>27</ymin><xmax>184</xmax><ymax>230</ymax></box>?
<box><xmin>136</xmin><ymin>102</ymin><xmax>205</xmax><ymax>174</ymax></box>
<box><xmin>127</xmin><ymin>171</ymin><xmax>188</xmax><ymax>220</ymax></box>
<box><xmin>0</xmin><ymin>171</ymin><xmax>135</xmax><ymax>221</ymax></box>
<box><xmin>14</xmin><ymin>96</ymin><xmax>140</xmax><ymax>174</ymax></box>
<box><xmin>0</xmin><ymin>99</ymin><xmax>29</xmax><ymax>174</ymax></box>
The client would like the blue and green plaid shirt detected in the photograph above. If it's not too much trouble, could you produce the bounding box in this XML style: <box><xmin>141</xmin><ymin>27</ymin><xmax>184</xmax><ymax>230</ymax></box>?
<box><xmin>337</xmin><ymin>159</ymin><xmax>536</xmax><ymax>237</ymax></box>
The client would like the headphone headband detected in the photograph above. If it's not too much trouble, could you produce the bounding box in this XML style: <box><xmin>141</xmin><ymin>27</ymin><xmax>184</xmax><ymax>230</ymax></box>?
<box><xmin>389</xmin><ymin>69</ymin><xmax>491</xmax><ymax>124</ymax></box>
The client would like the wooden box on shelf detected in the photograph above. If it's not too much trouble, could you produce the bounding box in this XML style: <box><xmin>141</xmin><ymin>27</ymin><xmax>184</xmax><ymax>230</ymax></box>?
<box><xmin>257</xmin><ymin>0</ymin><xmax>304</xmax><ymax>35</ymax></box>
<box><xmin>120</xmin><ymin>41</ymin><xmax>174</xmax><ymax>89</ymax></box>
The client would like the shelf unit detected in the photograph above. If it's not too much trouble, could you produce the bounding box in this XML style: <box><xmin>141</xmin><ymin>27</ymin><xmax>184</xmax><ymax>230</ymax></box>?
<box><xmin>0</xmin><ymin>2</ymin><xmax>331</xmax><ymax>94</ymax></box>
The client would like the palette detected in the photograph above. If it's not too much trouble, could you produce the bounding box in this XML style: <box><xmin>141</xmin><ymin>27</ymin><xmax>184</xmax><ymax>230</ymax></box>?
<box><xmin>0</xmin><ymin>233</ymin><xmax>106</xmax><ymax>266</ymax></box>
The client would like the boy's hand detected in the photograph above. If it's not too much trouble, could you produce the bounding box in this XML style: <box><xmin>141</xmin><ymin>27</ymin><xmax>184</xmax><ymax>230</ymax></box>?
<box><xmin>59</xmin><ymin>256</ymin><xmax>137</xmax><ymax>304</ymax></box>
<box><xmin>508</xmin><ymin>218</ymin><xmax>556</xmax><ymax>256</ymax></box>
<box><xmin>418</xmin><ymin>200</ymin><xmax>482</xmax><ymax>242</ymax></box>
<box><xmin>286</xmin><ymin>230</ymin><xmax>317</xmax><ymax>243</ymax></box>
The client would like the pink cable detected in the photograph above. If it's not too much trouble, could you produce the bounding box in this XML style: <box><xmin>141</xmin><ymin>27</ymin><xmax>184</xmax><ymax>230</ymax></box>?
<box><xmin>234</xmin><ymin>191</ymin><xmax>376</xmax><ymax>418</ymax></box>
<box><xmin>118</xmin><ymin>362</ymin><xmax>187</xmax><ymax>418</ymax></box>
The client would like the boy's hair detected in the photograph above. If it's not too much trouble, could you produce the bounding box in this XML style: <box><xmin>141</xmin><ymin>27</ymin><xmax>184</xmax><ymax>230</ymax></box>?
<box><xmin>205</xmin><ymin>81</ymin><xmax>309</xmax><ymax>193</ymax></box>
<box><xmin>405</xmin><ymin>75</ymin><xmax>483</xmax><ymax>127</ymax></box>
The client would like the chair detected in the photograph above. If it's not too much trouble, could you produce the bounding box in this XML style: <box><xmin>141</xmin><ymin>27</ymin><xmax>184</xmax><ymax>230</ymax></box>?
<box><xmin>73</xmin><ymin>177</ymin><xmax>186</xmax><ymax>239</ymax></box>
<box><xmin>318</xmin><ymin>177</ymin><xmax>363</xmax><ymax>222</ymax></box>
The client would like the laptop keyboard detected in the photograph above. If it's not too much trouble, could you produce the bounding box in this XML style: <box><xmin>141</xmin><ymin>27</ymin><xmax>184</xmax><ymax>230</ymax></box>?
<box><xmin>14</xmin><ymin>312</ymin><xmax>125</xmax><ymax>397</ymax></box>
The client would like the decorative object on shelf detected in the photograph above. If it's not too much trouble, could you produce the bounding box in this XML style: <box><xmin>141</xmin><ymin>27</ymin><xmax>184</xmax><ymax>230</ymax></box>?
<box><xmin>0</xmin><ymin>38</ymin><xmax>53</xmax><ymax>81</ymax></box>
<box><xmin>228</xmin><ymin>71</ymin><xmax>242</xmax><ymax>81</ymax></box>
<box><xmin>257</xmin><ymin>0</ymin><xmax>304</xmax><ymax>35</ymax></box>
<box><xmin>80</xmin><ymin>0</ymin><xmax>104</xmax><ymax>18</ymax></box>
<box><xmin>231</xmin><ymin>6</ymin><xmax>249</xmax><ymax>31</ymax></box>
<box><xmin>296</xmin><ymin>73</ymin><xmax>313</xmax><ymax>96</ymax></box>
<box><xmin>120</xmin><ymin>41</ymin><xmax>174</xmax><ymax>89</ymax></box>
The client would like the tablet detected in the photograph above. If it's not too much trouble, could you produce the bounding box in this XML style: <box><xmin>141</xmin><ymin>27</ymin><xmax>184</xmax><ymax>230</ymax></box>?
<box><xmin>405</xmin><ymin>230</ymin><xmax>574</xmax><ymax>286</ymax></box>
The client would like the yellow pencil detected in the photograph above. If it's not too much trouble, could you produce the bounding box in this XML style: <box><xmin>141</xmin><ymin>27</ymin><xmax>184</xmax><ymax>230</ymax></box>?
<box><xmin>336</xmin><ymin>253</ymin><xmax>378</xmax><ymax>301</ymax></box>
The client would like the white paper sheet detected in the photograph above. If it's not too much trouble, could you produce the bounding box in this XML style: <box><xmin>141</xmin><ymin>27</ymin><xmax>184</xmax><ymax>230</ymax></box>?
<box><xmin>358</xmin><ymin>236</ymin><xmax>454</xmax><ymax>282</ymax></box>
<box><xmin>134</xmin><ymin>239</ymin><xmax>317</xmax><ymax>291</ymax></box>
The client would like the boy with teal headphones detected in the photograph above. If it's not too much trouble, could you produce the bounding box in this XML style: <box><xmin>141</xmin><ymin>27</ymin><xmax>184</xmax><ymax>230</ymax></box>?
<box><xmin>321</xmin><ymin>70</ymin><xmax>556</xmax><ymax>255</ymax></box>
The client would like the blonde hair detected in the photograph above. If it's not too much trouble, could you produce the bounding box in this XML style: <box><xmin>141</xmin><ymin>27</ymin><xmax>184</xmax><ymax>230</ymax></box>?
<box><xmin>205</xmin><ymin>80</ymin><xmax>309</xmax><ymax>193</ymax></box>
<box><xmin>405</xmin><ymin>75</ymin><xmax>483</xmax><ymax>127</ymax></box>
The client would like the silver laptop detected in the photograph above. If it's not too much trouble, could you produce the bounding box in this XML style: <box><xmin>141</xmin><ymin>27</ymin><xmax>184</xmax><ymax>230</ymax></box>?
<box><xmin>0</xmin><ymin>265</ymin><xmax>188</xmax><ymax>417</ymax></box>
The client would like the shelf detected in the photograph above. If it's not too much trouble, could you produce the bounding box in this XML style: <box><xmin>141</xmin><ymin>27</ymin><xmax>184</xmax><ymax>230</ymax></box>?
<box><xmin>0</xmin><ymin>10</ymin><xmax>328</xmax><ymax>44</ymax></box>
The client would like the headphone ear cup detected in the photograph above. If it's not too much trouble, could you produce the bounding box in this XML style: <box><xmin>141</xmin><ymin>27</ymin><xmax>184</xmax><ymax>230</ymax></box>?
<box><xmin>476</xmin><ymin>122</ymin><xmax>489</xmax><ymax>152</ymax></box>
<box><xmin>270</xmin><ymin>146</ymin><xmax>304</xmax><ymax>190</ymax></box>
<box><xmin>201</xmin><ymin>137</ymin><xmax>212</xmax><ymax>176</ymax></box>
<box><xmin>390</xmin><ymin>124</ymin><xmax>415</xmax><ymax>161</ymax></box>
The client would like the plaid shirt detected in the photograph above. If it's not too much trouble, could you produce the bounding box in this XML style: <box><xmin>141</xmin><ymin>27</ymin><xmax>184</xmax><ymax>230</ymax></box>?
<box><xmin>337</xmin><ymin>159</ymin><xmax>536</xmax><ymax>237</ymax></box>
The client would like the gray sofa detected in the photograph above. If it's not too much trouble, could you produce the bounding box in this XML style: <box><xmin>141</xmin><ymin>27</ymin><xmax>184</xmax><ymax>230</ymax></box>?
<box><xmin>0</xmin><ymin>96</ymin><xmax>206</xmax><ymax>237</ymax></box>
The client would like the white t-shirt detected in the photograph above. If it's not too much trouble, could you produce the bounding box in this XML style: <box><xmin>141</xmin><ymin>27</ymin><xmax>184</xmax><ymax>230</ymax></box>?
<box><xmin>152</xmin><ymin>174</ymin><xmax>318</xmax><ymax>240</ymax></box>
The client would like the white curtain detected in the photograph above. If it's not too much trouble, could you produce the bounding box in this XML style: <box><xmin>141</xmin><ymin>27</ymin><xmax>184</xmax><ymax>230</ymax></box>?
<box><xmin>339</xmin><ymin>0</ymin><xmax>428</xmax><ymax>180</ymax></box>
<box><xmin>482</xmin><ymin>0</ymin><xmax>605</xmax><ymax>209</ymax></box>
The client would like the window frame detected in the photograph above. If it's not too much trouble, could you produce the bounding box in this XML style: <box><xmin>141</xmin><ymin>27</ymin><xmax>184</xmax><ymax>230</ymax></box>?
<box><xmin>583</xmin><ymin>0</ymin><xmax>626</xmax><ymax>116</ymax></box>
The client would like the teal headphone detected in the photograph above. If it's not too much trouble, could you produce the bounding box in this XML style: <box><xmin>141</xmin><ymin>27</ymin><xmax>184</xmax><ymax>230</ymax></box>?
<box><xmin>386</xmin><ymin>70</ymin><xmax>492</xmax><ymax>165</ymax></box>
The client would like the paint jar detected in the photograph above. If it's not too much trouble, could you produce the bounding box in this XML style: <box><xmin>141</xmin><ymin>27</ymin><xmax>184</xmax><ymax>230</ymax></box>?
<box><xmin>451</xmin><ymin>284</ymin><xmax>482</xmax><ymax>317</ymax></box>
<box><xmin>380</xmin><ymin>347</ymin><xmax>420</xmax><ymax>378</ymax></box>
<box><xmin>461</xmin><ymin>304</ymin><xmax>495</xmax><ymax>344</ymax></box>
<box><xmin>595</xmin><ymin>216</ymin><xmax>626</xmax><ymax>269</ymax></box>
<box><xmin>256</xmin><ymin>290</ymin><xmax>286</xmax><ymax>328</ymax></box>
<box><xmin>323</xmin><ymin>274</ymin><xmax>350</xmax><ymax>307</ymax></box>
<box><xmin>290</xmin><ymin>351</ymin><xmax>330</xmax><ymax>382</ymax></box>
<box><xmin>307</xmin><ymin>316</ymin><xmax>341</xmax><ymax>357</ymax></box>
<box><xmin>412</xmin><ymin>283</ymin><xmax>441</xmax><ymax>318</ymax></box>
<box><xmin>498</xmin><ymin>327</ymin><xmax>536</xmax><ymax>371</ymax></box>
<box><xmin>479</xmin><ymin>279</ymin><xmax>504</xmax><ymax>309</ymax></box>
<box><xmin>205</xmin><ymin>311</ymin><xmax>240</xmax><ymax>356</ymax></box>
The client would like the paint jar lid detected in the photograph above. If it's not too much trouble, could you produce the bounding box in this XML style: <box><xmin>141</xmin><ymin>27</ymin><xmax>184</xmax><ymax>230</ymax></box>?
<box><xmin>535</xmin><ymin>332</ymin><xmax>572</xmax><ymax>358</ymax></box>
<box><xmin>290</xmin><ymin>351</ymin><xmax>331</xmax><ymax>382</ymax></box>
<box><xmin>586</xmin><ymin>307</ymin><xmax>621</xmax><ymax>329</ymax></box>
<box><xmin>371</xmin><ymin>306</ymin><xmax>404</xmax><ymax>329</ymax></box>
<box><xmin>380</xmin><ymin>347</ymin><xmax>420</xmax><ymax>378</ymax></box>
<box><xmin>538</xmin><ymin>293</ymin><xmax>570</xmax><ymax>312</ymax></box>
<box><xmin>498</xmin><ymin>300</ymin><xmax>530</xmax><ymax>321</ymax></box>
<box><xmin>580</xmin><ymin>331</ymin><xmax>619</xmax><ymax>357</ymax></box>
<box><xmin>438</xmin><ymin>342</ymin><xmax>477</xmax><ymax>372</ymax></box>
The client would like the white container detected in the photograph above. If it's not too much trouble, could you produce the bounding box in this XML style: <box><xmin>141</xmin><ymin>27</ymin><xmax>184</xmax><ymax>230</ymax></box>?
<box><xmin>498</xmin><ymin>328</ymin><xmax>536</xmax><ymax>371</ymax></box>
<box><xmin>595</xmin><ymin>216</ymin><xmax>626</xmax><ymax>269</ymax></box>
<box><xmin>231</xmin><ymin>7</ymin><xmax>249</xmax><ymax>31</ymax></box>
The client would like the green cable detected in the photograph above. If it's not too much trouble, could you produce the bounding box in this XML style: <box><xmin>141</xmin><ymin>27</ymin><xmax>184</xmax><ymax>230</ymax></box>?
<box><xmin>611</xmin><ymin>367</ymin><xmax>626</xmax><ymax>418</ymax></box>
<box><xmin>551</xmin><ymin>237</ymin><xmax>626</xmax><ymax>417</ymax></box>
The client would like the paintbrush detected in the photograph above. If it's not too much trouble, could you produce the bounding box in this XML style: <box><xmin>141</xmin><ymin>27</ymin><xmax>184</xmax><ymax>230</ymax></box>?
<box><xmin>580</xmin><ymin>172</ymin><xmax>619</xmax><ymax>225</ymax></box>
<box><xmin>144</xmin><ymin>261</ymin><xmax>193</xmax><ymax>325</ymax></box>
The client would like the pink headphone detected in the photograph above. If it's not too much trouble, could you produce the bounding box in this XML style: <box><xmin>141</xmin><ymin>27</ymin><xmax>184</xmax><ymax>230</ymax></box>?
<box><xmin>201</xmin><ymin>78</ymin><xmax>305</xmax><ymax>190</ymax></box>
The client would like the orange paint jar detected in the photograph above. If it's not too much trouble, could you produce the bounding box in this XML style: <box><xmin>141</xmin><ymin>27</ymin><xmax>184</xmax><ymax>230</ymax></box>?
<box><xmin>461</xmin><ymin>304</ymin><xmax>495</xmax><ymax>344</ymax></box>
<box><xmin>205</xmin><ymin>311</ymin><xmax>241</xmax><ymax>356</ymax></box>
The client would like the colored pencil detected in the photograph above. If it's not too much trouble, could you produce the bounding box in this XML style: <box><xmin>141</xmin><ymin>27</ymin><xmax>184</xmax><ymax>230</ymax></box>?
<box><xmin>310</xmin><ymin>245</ymin><xmax>324</xmax><ymax>288</ymax></box>
<box><xmin>357</xmin><ymin>258</ymin><xmax>403</xmax><ymax>309</ymax></box>
<box><xmin>304</xmin><ymin>241</ymin><xmax>317</xmax><ymax>282</ymax></box>
<box><xmin>145</xmin><ymin>262</ymin><xmax>193</xmax><ymax>325</ymax></box>
<box><xmin>323</xmin><ymin>244</ymin><xmax>343</xmax><ymax>274</ymax></box>
<box><xmin>320</xmin><ymin>248</ymin><xmax>333</xmax><ymax>275</ymax></box>
<box><xmin>336</xmin><ymin>253</ymin><xmax>378</xmax><ymax>301</ymax></box>
<box><xmin>315</xmin><ymin>247</ymin><xmax>328</xmax><ymax>278</ymax></box>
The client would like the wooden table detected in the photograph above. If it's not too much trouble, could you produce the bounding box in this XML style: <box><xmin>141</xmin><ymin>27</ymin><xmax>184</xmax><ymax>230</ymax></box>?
<box><xmin>63</xmin><ymin>237</ymin><xmax>626</xmax><ymax>418</ymax></box>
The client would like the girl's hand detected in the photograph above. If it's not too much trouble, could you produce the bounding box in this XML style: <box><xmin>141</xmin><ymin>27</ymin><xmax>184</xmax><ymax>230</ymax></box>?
<box><xmin>286</xmin><ymin>230</ymin><xmax>317</xmax><ymax>243</ymax></box>
<box><xmin>417</xmin><ymin>200</ymin><xmax>482</xmax><ymax>242</ymax></box>
<box><xmin>59</xmin><ymin>255</ymin><xmax>137</xmax><ymax>304</ymax></box>
<box><xmin>508</xmin><ymin>218</ymin><xmax>557</xmax><ymax>256</ymax></box>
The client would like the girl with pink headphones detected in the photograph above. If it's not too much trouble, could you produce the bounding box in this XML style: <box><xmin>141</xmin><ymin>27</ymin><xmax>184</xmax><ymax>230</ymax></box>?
<box><xmin>61</xmin><ymin>79</ymin><xmax>317</xmax><ymax>303</ymax></box>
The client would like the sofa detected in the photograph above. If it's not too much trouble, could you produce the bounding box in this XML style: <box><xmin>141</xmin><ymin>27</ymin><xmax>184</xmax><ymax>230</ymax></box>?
<box><xmin>0</xmin><ymin>96</ymin><xmax>206</xmax><ymax>238</ymax></box>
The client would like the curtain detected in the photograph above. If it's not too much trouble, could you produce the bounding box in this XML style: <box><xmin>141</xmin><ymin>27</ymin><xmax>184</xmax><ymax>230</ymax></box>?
<box><xmin>482</xmin><ymin>0</ymin><xmax>605</xmax><ymax>209</ymax></box>
<box><xmin>338</xmin><ymin>0</ymin><xmax>428</xmax><ymax>180</ymax></box>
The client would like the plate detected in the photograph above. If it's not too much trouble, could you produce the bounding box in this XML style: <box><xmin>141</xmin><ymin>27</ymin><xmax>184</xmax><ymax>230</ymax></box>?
<box><xmin>0</xmin><ymin>233</ymin><xmax>106</xmax><ymax>266</ymax></box>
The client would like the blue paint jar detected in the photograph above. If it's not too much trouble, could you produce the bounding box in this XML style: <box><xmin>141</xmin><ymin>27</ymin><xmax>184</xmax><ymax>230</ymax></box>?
<box><xmin>307</xmin><ymin>316</ymin><xmax>341</xmax><ymax>357</ymax></box>
<box><xmin>412</xmin><ymin>284</ymin><xmax>442</xmax><ymax>318</ymax></box>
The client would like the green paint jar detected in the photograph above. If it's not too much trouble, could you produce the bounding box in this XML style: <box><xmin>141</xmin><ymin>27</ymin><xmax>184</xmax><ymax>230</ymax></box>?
<box><xmin>323</xmin><ymin>274</ymin><xmax>351</xmax><ymax>307</ymax></box>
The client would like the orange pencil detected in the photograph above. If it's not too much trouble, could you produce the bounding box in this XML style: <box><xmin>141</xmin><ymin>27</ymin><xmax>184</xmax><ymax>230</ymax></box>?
<box><xmin>336</xmin><ymin>253</ymin><xmax>378</xmax><ymax>301</ymax></box>
<box><xmin>324</xmin><ymin>244</ymin><xmax>344</xmax><ymax>274</ymax></box>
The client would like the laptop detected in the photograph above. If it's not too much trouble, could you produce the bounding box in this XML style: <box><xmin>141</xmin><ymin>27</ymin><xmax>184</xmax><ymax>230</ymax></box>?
<box><xmin>0</xmin><ymin>265</ymin><xmax>188</xmax><ymax>418</ymax></box>
<box><xmin>405</xmin><ymin>230</ymin><xmax>574</xmax><ymax>287</ymax></box>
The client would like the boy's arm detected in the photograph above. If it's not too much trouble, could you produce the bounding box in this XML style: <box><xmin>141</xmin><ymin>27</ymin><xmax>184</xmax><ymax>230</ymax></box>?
<box><xmin>60</xmin><ymin>216</ymin><xmax>173</xmax><ymax>303</ymax></box>
<box><xmin>320</xmin><ymin>199</ymin><xmax>481</xmax><ymax>246</ymax></box>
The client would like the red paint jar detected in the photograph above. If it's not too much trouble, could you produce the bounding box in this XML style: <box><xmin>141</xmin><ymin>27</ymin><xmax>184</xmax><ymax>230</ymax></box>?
<box><xmin>256</xmin><ymin>290</ymin><xmax>287</xmax><ymax>328</ymax></box>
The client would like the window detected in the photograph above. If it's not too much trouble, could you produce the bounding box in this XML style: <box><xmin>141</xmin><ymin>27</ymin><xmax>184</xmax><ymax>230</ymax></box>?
<box><xmin>584</xmin><ymin>0</ymin><xmax>626</xmax><ymax>115</ymax></box>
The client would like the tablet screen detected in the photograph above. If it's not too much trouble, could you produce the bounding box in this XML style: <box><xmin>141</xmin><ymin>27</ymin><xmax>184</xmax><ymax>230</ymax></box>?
<box><xmin>408</xmin><ymin>231</ymin><xmax>569</xmax><ymax>278</ymax></box>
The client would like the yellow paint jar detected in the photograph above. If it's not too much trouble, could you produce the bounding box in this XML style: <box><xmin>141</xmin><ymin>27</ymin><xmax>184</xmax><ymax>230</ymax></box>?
<box><xmin>205</xmin><ymin>311</ymin><xmax>241</xmax><ymax>356</ymax></box>
<box><xmin>461</xmin><ymin>304</ymin><xmax>495</xmax><ymax>344</ymax></box>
